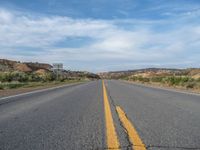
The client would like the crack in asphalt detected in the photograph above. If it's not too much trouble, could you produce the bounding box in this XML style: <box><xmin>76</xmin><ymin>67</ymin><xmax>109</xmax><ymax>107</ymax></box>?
<box><xmin>145</xmin><ymin>145</ymin><xmax>200</xmax><ymax>150</ymax></box>
<box><xmin>106</xmin><ymin>84</ymin><xmax>133</xmax><ymax>150</ymax></box>
<box><xmin>98</xmin><ymin>144</ymin><xmax>200</xmax><ymax>150</ymax></box>
<box><xmin>103</xmin><ymin>145</ymin><xmax>200</xmax><ymax>150</ymax></box>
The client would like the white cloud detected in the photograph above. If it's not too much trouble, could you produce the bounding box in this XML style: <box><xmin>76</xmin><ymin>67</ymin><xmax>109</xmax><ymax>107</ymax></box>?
<box><xmin>0</xmin><ymin>9</ymin><xmax>13</xmax><ymax>23</ymax></box>
<box><xmin>0</xmin><ymin>8</ymin><xmax>200</xmax><ymax>71</ymax></box>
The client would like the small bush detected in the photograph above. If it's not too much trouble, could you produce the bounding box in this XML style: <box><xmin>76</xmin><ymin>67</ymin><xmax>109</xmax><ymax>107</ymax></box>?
<box><xmin>7</xmin><ymin>83</ymin><xmax>26</xmax><ymax>89</ymax></box>
<box><xmin>59</xmin><ymin>78</ymin><xmax>65</xmax><ymax>82</ymax></box>
<box><xmin>151</xmin><ymin>77</ymin><xmax>163</xmax><ymax>83</ymax></box>
<box><xmin>162</xmin><ymin>76</ymin><xmax>192</xmax><ymax>86</ymax></box>
<box><xmin>140</xmin><ymin>77</ymin><xmax>150</xmax><ymax>82</ymax></box>
<box><xmin>0</xmin><ymin>84</ymin><xmax>4</xmax><ymax>90</ymax></box>
<box><xmin>130</xmin><ymin>76</ymin><xmax>138</xmax><ymax>81</ymax></box>
<box><xmin>0</xmin><ymin>82</ymin><xmax>27</xmax><ymax>89</ymax></box>
<box><xmin>186</xmin><ymin>82</ymin><xmax>196</xmax><ymax>89</ymax></box>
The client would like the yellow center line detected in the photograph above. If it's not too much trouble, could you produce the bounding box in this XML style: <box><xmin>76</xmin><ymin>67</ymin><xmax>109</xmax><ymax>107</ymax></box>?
<box><xmin>116</xmin><ymin>106</ymin><xmax>147</xmax><ymax>150</ymax></box>
<box><xmin>102</xmin><ymin>80</ymin><xmax>120</xmax><ymax>149</ymax></box>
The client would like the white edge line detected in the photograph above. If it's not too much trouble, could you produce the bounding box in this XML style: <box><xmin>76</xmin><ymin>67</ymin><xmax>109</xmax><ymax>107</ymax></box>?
<box><xmin>122</xmin><ymin>80</ymin><xmax>200</xmax><ymax>96</ymax></box>
<box><xmin>0</xmin><ymin>82</ymin><xmax>83</xmax><ymax>101</ymax></box>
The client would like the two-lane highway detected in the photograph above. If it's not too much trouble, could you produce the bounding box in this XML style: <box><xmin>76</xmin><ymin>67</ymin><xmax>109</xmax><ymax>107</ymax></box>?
<box><xmin>0</xmin><ymin>80</ymin><xmax>200</xmax><ymax>150</ymax></box>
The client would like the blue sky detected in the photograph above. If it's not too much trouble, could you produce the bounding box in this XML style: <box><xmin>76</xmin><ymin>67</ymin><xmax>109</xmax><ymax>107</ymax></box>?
<box><xmin>0</xmin><ymin>0</ymin><xmax>200</xmax><ymax>72</ymax></box>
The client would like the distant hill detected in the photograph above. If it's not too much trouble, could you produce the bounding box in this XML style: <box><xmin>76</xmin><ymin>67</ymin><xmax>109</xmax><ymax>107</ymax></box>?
<box><xmin>98</xmin><ymin>68</ymin><xmax>200</xmax><ymax>79</ymax></box>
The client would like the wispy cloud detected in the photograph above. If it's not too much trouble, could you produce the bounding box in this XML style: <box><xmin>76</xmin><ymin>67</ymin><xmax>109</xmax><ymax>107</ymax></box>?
<box><xmin>0</xmin><ymin>8</ymin><xmax>200</xmax><ymax>72</ymax></box>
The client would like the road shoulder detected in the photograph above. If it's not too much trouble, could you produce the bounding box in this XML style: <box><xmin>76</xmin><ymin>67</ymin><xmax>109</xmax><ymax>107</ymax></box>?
<box><xmin>0</xmin><ymin>81</ymin><xmax>86</xmax><ymax>99</ymax></box>
<box><xmin>121</xmin><ymin>80</ymin><xmax>200</xmax><ymax>96</ymax></box>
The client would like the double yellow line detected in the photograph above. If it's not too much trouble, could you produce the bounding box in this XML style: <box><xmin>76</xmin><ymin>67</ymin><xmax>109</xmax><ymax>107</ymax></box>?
<box><xmin>102</xmin><ymin>80</ymin><xmax>120</xmax><ymax>148</ymax></box>
<box><xmin>102</xmin><ymin>80</ymin><xmax>146</xmax><ymax>150</ymax></box>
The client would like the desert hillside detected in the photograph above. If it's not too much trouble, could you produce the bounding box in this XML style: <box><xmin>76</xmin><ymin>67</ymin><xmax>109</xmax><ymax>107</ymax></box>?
<box><xmin>98</xmin><ymin>68</ymin><xmax>200</xmax><ymax>92</ymax></box>
<box><xmin>98</xmin><ymin>68</ymin><xmax>200</xmax><ymax>79</ymax></box>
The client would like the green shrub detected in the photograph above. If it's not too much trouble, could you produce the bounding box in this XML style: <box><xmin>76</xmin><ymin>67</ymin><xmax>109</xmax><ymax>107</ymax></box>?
<box><xmin>162</xmin><ymin>76</ymin><xmax>192</xmax><ymax>86</ymax></box>
<box><xmin>0</xmin><ymin>71</ymin><xmax>57</xmax><ymax>82</ymax></box>
<box><xmin>0</xmin><ymin>72</ymin><xmax>12</xmax><ymax>82</ymax></box>
<box><xmin>39</xmin><ymin>73</ymin><xmax>56</xmax><ymax>82</ymax></box>
<box><xmin>0</xmin><ymin>72</ymin><xmax>29</xmax><ymax>82</ymax></box>
<box><xmin>181</xmin><ymin>76</ymin><xmax>190</xmax><ymax>82</ymax></box>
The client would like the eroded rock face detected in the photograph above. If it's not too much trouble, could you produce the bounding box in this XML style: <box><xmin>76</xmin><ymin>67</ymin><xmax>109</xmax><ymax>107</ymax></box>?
<box><xmin>25</xmin><ymin>62</ymin><xmax>52</xmax><ymax>71</ymax></box>
<box><xmin>0</xmin><ymin>59</ymin><xmax>52</xmax><ymax>72</ymax></box>
<box><xmin>186</xmin><ymin>69</ymin><xmax>200</xmax><ymax>79</ymax></box>
<box><xmin>13</xmin><ymin>63</ymin><xmax>32</xmax><ymax>72</ymax></box>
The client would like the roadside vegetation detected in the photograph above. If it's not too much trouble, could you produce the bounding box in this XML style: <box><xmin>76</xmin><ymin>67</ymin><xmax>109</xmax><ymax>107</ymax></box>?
<box><xmin>0</xmin><ymin>59</ymin><xmax>99</xmax><ymax>92</ymax></box>
<box><xmin>123</xmin><ymin>75</ymin><xmax>200</xmax><ymax>91</ymax></box>
<box><xmin>0</xmin><ymin>71</ymin><xmax>85</xmax><ymax>90</ymax></box>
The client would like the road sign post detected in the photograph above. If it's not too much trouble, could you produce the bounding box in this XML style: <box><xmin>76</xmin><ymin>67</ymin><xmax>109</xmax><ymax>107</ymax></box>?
<box><xmin>52</xmin><ymin>63</ymin><xmax>63</xmax><ymax>80</ymax></box>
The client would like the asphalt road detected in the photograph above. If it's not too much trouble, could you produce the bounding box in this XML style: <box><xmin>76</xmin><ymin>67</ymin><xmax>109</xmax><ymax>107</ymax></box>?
<box><xmin>0</xmin><ymin>80</ymin><xmax>200</xmax><ymax>150</ymax></box>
